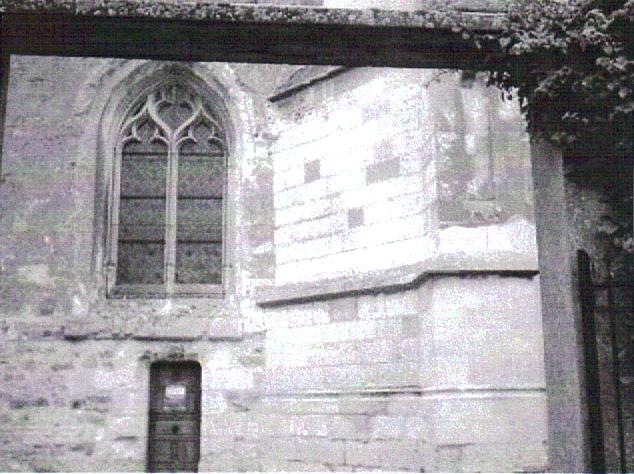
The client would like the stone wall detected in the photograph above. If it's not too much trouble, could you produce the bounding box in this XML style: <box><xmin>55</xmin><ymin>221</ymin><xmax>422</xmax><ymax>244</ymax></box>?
<box><xmin>0</xmin><ymin>339</ymin><xmax>264</xmax><ymax>472</ymax></box>
<box><xmin>256</xmin><ymin>275</ymin><xmax>546</xmax><ymax>472</ymax></box>
<box><xmin>271</xmin><ymin>68</ymin><xmax>434</xmax><ymax>283</ymax></box>
<box><xmin>0</xmin><ymin>55</ymin><xmax>547</xmax><ymax>472</ymax></box>
<box><xmin>270</xmin><ymin>68</ymin><xmax>536</xmax><ymax>284</ymax></box>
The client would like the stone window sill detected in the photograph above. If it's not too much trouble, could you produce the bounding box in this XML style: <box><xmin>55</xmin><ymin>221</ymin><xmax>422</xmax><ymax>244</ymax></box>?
<box><xmin>108</xmin><ymin>284</ymin><xmax>224</xmax><ymax>299</ymax></box>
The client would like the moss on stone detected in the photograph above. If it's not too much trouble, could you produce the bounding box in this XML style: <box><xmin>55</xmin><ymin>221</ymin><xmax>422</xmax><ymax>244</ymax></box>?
<box><xmin>0</xmin><ymin>1</ymin><xmax>509</xmax><ymax>33</ymax></box>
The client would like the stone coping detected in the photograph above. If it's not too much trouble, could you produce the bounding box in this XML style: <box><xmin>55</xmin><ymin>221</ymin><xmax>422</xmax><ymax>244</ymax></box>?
<box><xmin>0</xmin><ymin>1</ymin><xmax>508</xmax><ymax>32</ymax></box>
<box><xmin>255</xmin><ymin>251</ymin><xmax>539</xmax><ymax>307</ymax></box>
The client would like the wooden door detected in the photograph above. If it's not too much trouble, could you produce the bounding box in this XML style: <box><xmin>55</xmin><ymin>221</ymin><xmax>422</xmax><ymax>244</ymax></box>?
<box><xmin>148</xmin><ymin>361</ymin><xmax>201</xmax><ymax>473</ymax></box>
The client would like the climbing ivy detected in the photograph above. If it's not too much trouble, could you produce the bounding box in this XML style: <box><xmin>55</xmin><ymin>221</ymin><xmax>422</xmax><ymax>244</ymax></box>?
<box><xmin>459</xmin><ymin>0</ymin><xmax>633</xmax><ymax>265</ymax></box>
<box><xmin>474</xmin><ymin>0</ymin><xmax>633</xmax><ymax>156</ymax></box>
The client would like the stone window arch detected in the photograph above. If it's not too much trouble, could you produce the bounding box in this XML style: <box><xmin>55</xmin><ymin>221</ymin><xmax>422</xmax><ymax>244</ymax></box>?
<box><xmin>106</xmin><ymin>79</ymin><xmax>229</xmax><ymax>298</ymax></box>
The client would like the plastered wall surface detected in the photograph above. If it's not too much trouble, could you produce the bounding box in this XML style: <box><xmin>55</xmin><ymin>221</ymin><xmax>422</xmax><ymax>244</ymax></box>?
<box><xmin>0</xmin><ymin>55</ymin><xmax>546</xmax><ymax>472</ymax></box>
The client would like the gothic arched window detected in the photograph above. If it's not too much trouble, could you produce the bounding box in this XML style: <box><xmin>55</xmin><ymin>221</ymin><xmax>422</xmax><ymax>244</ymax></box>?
<box><xmin>107</xmin><ymin>82</ymin><xmax>227</xmax><ymax>297</ymax></box>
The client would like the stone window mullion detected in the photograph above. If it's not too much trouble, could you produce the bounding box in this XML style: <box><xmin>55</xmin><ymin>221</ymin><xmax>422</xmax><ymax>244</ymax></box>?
<box><xmin>164</xmin><ymin>140</ymin><xmax>179</xmax><ymax>295</ymax></box>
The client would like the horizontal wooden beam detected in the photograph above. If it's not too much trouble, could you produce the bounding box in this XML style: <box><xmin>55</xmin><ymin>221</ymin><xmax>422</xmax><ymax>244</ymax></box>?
<box><xmin>0</xmin><ymin>2</ymin><xmax>507</xmax><ymax>68</ymax></box>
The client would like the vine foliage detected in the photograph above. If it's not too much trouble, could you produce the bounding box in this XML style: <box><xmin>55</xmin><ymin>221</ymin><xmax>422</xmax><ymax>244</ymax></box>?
<box><xmin>465</xmin><ymin>0</ymin><xmax>633</xmax><ymax>266</ymax></box>
<box><xmin>478</xmin><ymin>0</ymin><xmax>633</xmax><ymax>156</ymax></box>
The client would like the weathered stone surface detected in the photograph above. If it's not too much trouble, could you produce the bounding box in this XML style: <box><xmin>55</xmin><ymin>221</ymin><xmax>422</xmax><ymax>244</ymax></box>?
<box><xmin>132</xmin><ymin>316</ymin><xmax>209</xmax><ymax>340</ymax></box>
<box><xmin>269</xmin><ymin>67</ymin><xmax>537</xmax><ymax>287</ymax></box>
<box><xmin>328</xmin><ymin>297</ymin><xmax>358</xmax><ymax>322</ymax></box>
<box><xmin>63</xmin><ymin>318</ymin><xmax>111</xmax><ymax>340</ymax></box>
<box><xmin>208</xmin><ymin>317</ymin><xmax>244</xmax><ymax>341</ymax></box>
<box><xmin>530</xmin><ymin>140</ymin><xmax>589</xmax><ymax>472</ymax></box>
<box><xmin>0</xmin><ymin>1</ymin><xmax>509</xmax><ymax>31</ymax></box>
<box><xmin>0</xmin><ymin>54</ymin><xmax>550</xmax><ymax>472</ymax></box>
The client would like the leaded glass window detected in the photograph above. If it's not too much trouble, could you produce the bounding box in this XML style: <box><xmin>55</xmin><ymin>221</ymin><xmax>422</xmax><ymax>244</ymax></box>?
<box><xmin>109</xmin><ymin>83</ymin><xmax>226</xmax><ymax>296</ymax></box>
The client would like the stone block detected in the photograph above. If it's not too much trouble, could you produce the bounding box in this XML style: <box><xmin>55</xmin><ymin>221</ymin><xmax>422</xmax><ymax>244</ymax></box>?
<box><xmin>256</xmin><ymin>413</ymin><xmax>292</xmax><ymax>437</ymax></box>
<box><xmin>274</xmin><ymin>175</ymin><xmax>345</xmax><ymax>211</ymax></box>
<box><xmin>341</xmin><ymin>213</ymin><xmax>426</xmax><ymax>252</ymax></box>
<box><xmin>9</xmin><ymin>319</ymin><xmax>63</xmax><ymax>340</ymax></box>
<box><xmin>108</xmin><ymin>415</ymin><xmax>145</xmax><ymax>439</ymax></box>
<box><xmin>430</xmin><ymin>276</ymin><xmax>544</xmax><ymax>388</ymax></box>
<box><xmin>356</xmin><ymin>337</ymin><xmax>399</xmax><ymax>364</ymax></box>
<box><xmin>304</xmin><ymin>159</ymin><xmax>321</xmax><ymax>183</ymax></box>
<box><xmin>328</xmin><ymin>297</ymin><xmax>358</xmax><ymax>322</ymax></box>
<box><xmin>201</xmin><ymin>414</ymin><xmax>248</xmax><ymax>439</ymax></box>
<box><xmin>275</xmin><ymin>212</ymin><xmax>345</xmax><ymax>245</ymax></box>
<box><xmin>248</xmin><ymin>251</ymin><xmax>275</xmax><ymax>279</ymax></box>
<box><xmin>289</xmin><ymin>414</ymin><xmax>331</xmax><ymax>437</ymax></box>
<box><xmin>208</xmin><ymin>318</ymin><xmax>244</xmax><ymax>341</ymax></box>
<box><xmin>266</xmin><ymin>343</ymin><xmax>311</xmax><ymax>369</ymax></box>
<box><xmin>258</xmin><ymin>397</ymin><xmax>339</xmax><ymax>415</ymax></box>
<box><xmin>399</xmin><ymin>337</ymin><xmax>420</xmax><ymax>361</ymax></box>
<box><xmin>341</xmin><ymin>173</ymin><xmax>423</xmax><ymax>207</ymax></box>
<box><xmin>327</xmin><ymin>414</ymin><xmax>366</xmax><ymax>439</ymax></box>
<box><xmin>404</xmin><ymin>415</ymin><xmax>431</xmax><ymax>440</ymax></box>
<box><xmin>363</xmin><ymin>191</ymin><xmax>425</xmax><ymax>225</ymax></box>
<box><xmin>199</xmin><ymin>435</ymin><xmax>234</xmax><ymax>457</ymax></box>
<box><xmin>200</xmin><ymin>449</ymin><xmax>260</xmax><ymax>472</ymax></box>
<box><xmin>206</xmin><ymin>368</ymin><xmax>254</xmax><ymax>390</ymax></box>
<box><xmin>384</xmin><ymin>290</ymin><xmax>420</xmax><ymax>317</ymax></box>
<box><xmin>366</xmin><ymin>157</ymin><xmax>400</xmax><ymax>184</ymax></box>
<box><xmin>401</xmin><ymin>314</ymin><xmax>420</xmax><ymax>337</ymax></box>
<box><xmin>266</xmin><ymin>319</ymin><xmax>379</xmax><ymax>349</ymax></box>
<box><xmin>200</xmin><ymin>391</ymin><xmax>228</xmax><ymax>414</ymax></box>
<box><xmin>276</xmin><ymin>198</ymin><xmax>337</xmax><ymax>226</ymax></box>
<box><xmin>432</xmin><ymin>395</ymin><xmax>548</xmax><ymax>446</ymax></box>
<box><xmin>274</xmin><ymin>164</ymin><xmax>305</xmax><ymax>192</ymax></box>
<box><xmin>456</xmin><ymin>441</ymin><xmax>548</xmax><ymax>473</ymax></box>
<box><xmin>345</xmin><ymin>439</ymin><xmax>421</xmax><ymax>470</ymax></box>
<box><xmin>357</xmin><ymin>294</ymin><xmax>385</xmax><ymax>319</ymax></box>
<box><xmin>264</xmin><ymin>302</ymin><xmax>330</xmax><ymax>329</ymax></box>
<box><xmin>370</xmin><ymin>415</ymin><xmax>405</xmax><ymax>439</ymax></box>
<box><xmin>276</xmin><ymin>234</ymin><xmax>343</xmax><ymax>264</ymax></box>
<box><xmin>294</xmin><ymin>438</ymin><xmax>346</xmax><ymax>465</ymax></box>
<box><xmin>63</xmin><ymin>318</ymin><xmax>110</xmax><ymax>340</ymax></box>
<box><xmin>259</xmin><ymin>437</ymin><xmax>300</xmax><ymax>462</ymax></box>
<box><xmin>347</xmin><ymin>207</ymin><xmax>364</xmax><ymax>228</ymax></box>
<box><xmin>257</xmin><ymin>459</ymin><xmax>312</xmax><ymax>472</ymax></box>
<box><xmin>433</xmin><ymin>443</ymin><xmax>469</xmax><ymax>473</ymax></box>
<box><xmin>263</xmin><ymin>366</ymin><xmax>323</xmax><ymax>392</ymax></box>
<box><xmin>384</xmin><ymin>440</ymin><xmax>424</xmax><ymax>471</ymax></box>
<box><xmin>132</xmin><ymin>316</ymin><xmax>208</xmax><ymax>341</ymax></box>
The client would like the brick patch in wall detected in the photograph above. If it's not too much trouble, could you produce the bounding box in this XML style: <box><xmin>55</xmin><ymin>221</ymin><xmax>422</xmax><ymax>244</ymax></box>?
<box><xmin>366</xmin><ymin>157</ymin><xmax>400</xmax><ymax>184</ymax></box>
<box><xmin>304</xmin><ymin>159</ymin><xmax>321</xmax><ymax>183</ymax></box>
<box><xmin>347</xmin><ymin>207</ymin><xmax>364</xmax><ymax>228</ymax></box>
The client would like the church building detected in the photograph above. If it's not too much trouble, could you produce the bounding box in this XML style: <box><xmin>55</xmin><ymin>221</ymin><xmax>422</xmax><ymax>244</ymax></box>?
<box><xmin>0</xmin><ymin>54</ymin><xmax>546</xmax><ymax>472</ymax></box>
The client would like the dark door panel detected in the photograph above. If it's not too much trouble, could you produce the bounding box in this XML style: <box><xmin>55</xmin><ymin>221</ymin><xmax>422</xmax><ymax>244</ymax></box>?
<box><xmin>148</xmin><ymin>361</ymin><xmax>201</xmax><ymax>473</ymax></box>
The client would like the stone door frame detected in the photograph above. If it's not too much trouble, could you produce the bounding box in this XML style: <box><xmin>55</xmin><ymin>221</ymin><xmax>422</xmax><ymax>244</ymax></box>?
<box><xmin>0</xmin><ymin>4</ymin><xmax>614</xmax><ymax>471</ymax></box>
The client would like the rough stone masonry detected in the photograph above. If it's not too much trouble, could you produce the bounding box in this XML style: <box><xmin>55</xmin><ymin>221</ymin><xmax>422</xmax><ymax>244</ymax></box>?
<box><xmin>0</xmin><ymin>1</ymin><xmax>552</xmax><ymax>472</ymax></box>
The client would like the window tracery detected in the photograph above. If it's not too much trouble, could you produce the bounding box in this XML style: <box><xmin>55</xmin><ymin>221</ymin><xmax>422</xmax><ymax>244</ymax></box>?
<box><xmin>108</xmin><ymin>82</ymin><xmax>227</xmax><ymax>297</ymax></box>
